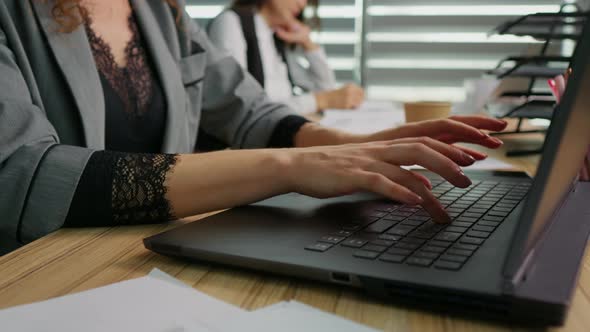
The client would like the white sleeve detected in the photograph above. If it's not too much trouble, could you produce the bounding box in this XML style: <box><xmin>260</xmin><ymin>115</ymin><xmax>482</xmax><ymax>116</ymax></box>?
<box><xmin>207</xmin><ymin>11</ymin><xmax>248</xmax><ymax>69</ymax></box>
<box><xmin>303</xmin><ymin>47</ymin><xmax>337</xmax><ymax>90</ymax></box>
<box><xmin>283</xmin><ymin>93</ymin><xmax>318</xmax><ymax>115</ymax></box>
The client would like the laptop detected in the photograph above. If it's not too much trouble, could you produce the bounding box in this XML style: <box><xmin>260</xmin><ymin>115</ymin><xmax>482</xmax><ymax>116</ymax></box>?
<box><xmin>144</xmin><ymin>21</ymin><xmax>590</xmax><ymax>326</ymax></box>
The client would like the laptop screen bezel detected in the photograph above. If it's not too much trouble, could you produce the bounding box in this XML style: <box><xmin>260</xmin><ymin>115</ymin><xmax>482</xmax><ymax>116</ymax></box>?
<box><xmin>502</xmin><ymin>18</ymin><xmax>590</xmax><ymax>280</ymax></box>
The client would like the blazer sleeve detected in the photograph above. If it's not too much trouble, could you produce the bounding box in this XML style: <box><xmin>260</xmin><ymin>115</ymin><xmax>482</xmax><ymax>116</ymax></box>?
<box><xmin>0</xmin><ymin>20</ymin><xmax>93</xmax><ymax>253</ymax></box>
<box><xmin>178</xmin><ymin>7</ymin><xmax>299</xmax><ymax>149</ymax></box>
<box><xmin>207</xmin><ymin>11</ymin><xmax>248</xmax><ymax>70</ymax></box>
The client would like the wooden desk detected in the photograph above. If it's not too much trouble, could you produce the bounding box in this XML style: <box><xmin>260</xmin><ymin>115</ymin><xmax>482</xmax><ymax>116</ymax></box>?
<box><xmin>1</xmin><ymin>130</ymin><xmax>588</xmax><ymax>332</ymax></box>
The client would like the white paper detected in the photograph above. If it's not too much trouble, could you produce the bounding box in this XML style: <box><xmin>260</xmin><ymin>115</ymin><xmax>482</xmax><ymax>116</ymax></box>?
<box><xmin>220</xmin><ymin>300</ymin><xmax>379</xmax><ymax>332</ymax></box>
<box><xmin>320</xmin><ymin>100</ymin><xmax>405</xmax><ymax>135</ymax></box>
<box><xmin>0</xmin><ymin>275</ymin><xmax>245</xmax><ymax>332</ymax></box>
<box><xmin>465</xmin><ymin>157</ymin><xmax>516</xmax><ymax>171</ymax></box>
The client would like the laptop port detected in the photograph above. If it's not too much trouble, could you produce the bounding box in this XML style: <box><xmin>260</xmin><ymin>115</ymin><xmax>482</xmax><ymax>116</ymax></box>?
<box><xmin>331</xmin><ymin>272</ymin><xmax>351</xmax><ymax>284</ymax></box>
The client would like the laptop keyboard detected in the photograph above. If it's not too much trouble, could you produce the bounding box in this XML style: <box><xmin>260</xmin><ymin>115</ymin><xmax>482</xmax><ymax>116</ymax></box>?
<box><xmin>304</xmin><ymin>177</ymin><xmax>531</xmax><ymax>271</ymax></box>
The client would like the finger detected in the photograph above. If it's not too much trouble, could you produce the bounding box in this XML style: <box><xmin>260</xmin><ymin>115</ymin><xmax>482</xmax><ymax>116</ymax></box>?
<box><xmin>400</xmin><ymin>119</ymin><xmax>489</xmax><ymax>145</ymax></box>
<box><xmin>356</xmin><ymin>171</ymin><xmax>423</xmax><ymax>205</ymax></box>
<box><xmin>409</xmin><ymin>171</ymin><xmax>433</xmax><ymax>190</ymax></box>
<box><xmin>383</xmin><ymin>143</ymin><xmax>472</xmax><ymax>188</ymax></box>
<box><xmin>437</xmin><ymin>133</ymin><xmax>504</xmax><ymax>149</ymax></box>
<box><xmin>448</xmin><ymin>115</ymin><xmax>508</xmax><ymax>132</ymax></box>
<box><xmin>454</xmin><ymin>145</ymin><xmax>488</xmax><ymax>161</ymax></box>
<box><xmin>426</xmin><ymin>118</ymin><xmax>504</xmax><ymax>148</ymax></box>
<box><xmin>388</xmin><ymin>137</ymin><xmax>476</xmax><ymax>167</ymax></box>
<box><xmin>365</xmin><ymin>163</ymin><xmax>450</xmax><ymax>223</ymax></box>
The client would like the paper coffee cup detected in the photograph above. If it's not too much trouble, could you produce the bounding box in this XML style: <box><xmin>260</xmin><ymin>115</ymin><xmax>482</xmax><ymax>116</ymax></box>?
<box><xmin>404</xmin><ymin>101</ymin><xmax>452</xmax><ymax>123</ymax></box>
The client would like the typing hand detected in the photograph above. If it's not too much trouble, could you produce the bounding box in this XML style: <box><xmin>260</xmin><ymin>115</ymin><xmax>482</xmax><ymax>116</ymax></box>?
<box><xmin>284</xmin><ymin>138</ymin><xmax>479</xmax><ymax>224</ymax></box>
<box><xmin>315</xmin><ymin>84</ymin><xmax>365</xmax><ymax>111</ymax></box>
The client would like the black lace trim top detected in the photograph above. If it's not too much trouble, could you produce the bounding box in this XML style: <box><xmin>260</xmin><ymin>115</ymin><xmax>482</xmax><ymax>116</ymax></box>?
<box><xmin>64</xmin><ymin>13</ymin><xmax>309</xmax><ymax>227</ymax></box>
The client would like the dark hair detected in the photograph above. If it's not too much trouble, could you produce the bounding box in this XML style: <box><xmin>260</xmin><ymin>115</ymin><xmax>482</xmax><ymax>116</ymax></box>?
<box><xmin>231</xmin><ymin>0</ymin><xmax>320</xmax><ymax>30</ymax></box>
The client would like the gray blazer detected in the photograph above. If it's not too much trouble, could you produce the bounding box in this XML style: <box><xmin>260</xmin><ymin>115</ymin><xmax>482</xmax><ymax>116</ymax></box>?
<box><xmin>0</xmin><ymin>0</ymin><xmax>297</xmax><ymax>254</ymax></box>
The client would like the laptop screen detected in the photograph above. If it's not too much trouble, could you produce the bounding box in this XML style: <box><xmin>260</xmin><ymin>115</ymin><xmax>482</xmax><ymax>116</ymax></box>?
<box><xmin>503</xmin><ymin>19</ymin><xmax>590</xmax><ymax>279</ymax></box>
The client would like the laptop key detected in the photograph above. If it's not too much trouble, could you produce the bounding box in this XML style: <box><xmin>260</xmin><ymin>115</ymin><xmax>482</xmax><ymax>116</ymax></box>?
<box><xmin>387</xmin><ymin>247</ymin><xmax>413</xmax><ymax>256</ymax></box>
<box><xmin>407</xmin><ymin>215</ymin><xmax>431</xmax><ymax>222</ymax></box>
<box><xmin>305</xmin><ymin>243</ymin><xmax>332</xmax><ymax>252</ymax></box>
<box><xmin>434</xmin><ymin>260</ymin><xmax>463</xmax><ymax>271</ymax></box>
<box><xmin>413</xmin><ymin>251</ymin><xmax>439</xmax><ymax>259</ymax></box>
<box><xmin>363</xmin><ymin>244</ymin><xmax>388</xmax><ymax>252</ymax></box>
<box><xmin>370</xmin><ymin>239</ymin><xmax>395</xmax><ymax>247</ymax></box>
<box><xmin>394</xmin><ymin>242</ymin><xmax>421</xmax><ymax>250</ymax></box>
<box><xmin>406</xmin><ymin>257</ymin><xmax>434</xmax><ymax>267</ymax></box>
<box><xmin>353</xmin><ymin>250</ymin><xmax>379</xmax><ymax>259</ymax></box>
<box><xmin>477</xmin><ymin>220</ymin><xmax>499</xmax><ymax>227</ymax></box>
<box><xmin>462</xmin><ymin>212</ymin><xmax>484</xmax><ymax>219</ymax></box>
<box><xmin>387</xmin><ymin>225</ymin><xmax>415</xmax><ymax>236</ymax></box>
<box><xmin>383</xmin><ymin>215</ymin><xmax>406</xmax><ymax>222</ymax></box>
<box><xmin>446</xmin><ymin>248</ymin><xmax>473</xmax><ymax>257</ymax></box>
<box><xmin>411</xmin><ymin>231</ymin><xmax>436</xmax><ymax>240</ymax></box>
<box><xmin>364</xmin><ymin>219</ymin><xmax>396</xmax><ymax>233</ymax></box>
<box><xmin>482</xmin><ymin>216</ymin><xmax>504</xmax><ymax>222</ymax></box>
<box><xmin>378</xmin><ymin>234</ymin><xmax>402</xmax><ymax>241</ymax></box>
<box><xmin>488</xmin><ymin>211</ymin><xmax>509</xmax><ymax>217</ymax></box>
<box><xmin>466</xmin><ymin>230</ymin><xmax>491</xmax><ymax>239</ymax></box>
<box><xmin>451</xmin><ymin>221</ymin><xmax>474</xmax><ymax>228</ymax></box>
<box><xmin>440</xmin><ymin>254</ymin><xmax>468</xmax><ymax>263</ymax></box>
<box><xmin>428</xmin><ymin>240</ymin><xmax>453</xmax><ymax>248</ymax></box>
<box><xmin>472</xmin><ymin>225</ymin><xmax>495</xmax><ymax>233</ymax></box>
<box><xmin>319</xmin><ymin>235</ymin><xmax>345</xmax><ymax>244</ymax></box>
<box><xmin>401</xmin><ymin>219</ymin><xmax>425</xmax><ymax>227</ymax></box>
<box><xmin>444</xmin><ymin>226</ymin><xmax>468</xmax><ymax>234</ymax></box>
<box><xmin>434</xmin><ymin>232</ymin><xmax>461</xmax><ymax>242</ymax></box>
<box><xmin>379</xmin><ymin>253</ymin><xmax>405</xmax><ymax>263</ymax></box>
<box><xmin>459</xmin><ymin>236</ymin><xmax>484</xmax><ymax>245</ymax></box>
<box><xmin>400</xmin><ymin>237</ymin><xmax>426</xmax><ymax>245</ymax></box>
<box><xmin>452</xmin><ymin>243</ymin><xmax>478</xmax><ymax>251</ymax></box>
<box><xmin>333</xmin><ymin>230</ymin><xmax>353</xmax><ymax>237</ymax></box>
<box><xmin>456</xmin><ymin>216</ymin><xmax>478</xmax><ymax>223</ymax></box>
<box><xmin>341</xmin><ymin>239</ymin><xmax>367</xmax><ymax>248</ymax></box>
<box><xmin>422</xmin><ymin>245</ymin><xmax>447</xmax><ymax>253</ymax></box>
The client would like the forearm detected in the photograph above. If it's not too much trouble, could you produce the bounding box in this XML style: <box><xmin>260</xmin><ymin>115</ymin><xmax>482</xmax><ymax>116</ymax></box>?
<box><xmin>167</xmin><ymin>149</ymin><xmax>291</xmax><ymax>218</ymax></box>
<box><xmin>294</xmin><ymin>122</ymin><xmax>364</xmax><ymax>147</ymax></box>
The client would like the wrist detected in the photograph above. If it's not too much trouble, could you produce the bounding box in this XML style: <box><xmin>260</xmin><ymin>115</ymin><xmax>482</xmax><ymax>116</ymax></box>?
<box><xmin>268</xmin><ymin>149</ymin><xmax>297</xmax><ymax>193</ymax></box>
<box><xmin>314</xmin><ymin>92</ymin><xmax>328</xmax><ymax>111</ymax></box>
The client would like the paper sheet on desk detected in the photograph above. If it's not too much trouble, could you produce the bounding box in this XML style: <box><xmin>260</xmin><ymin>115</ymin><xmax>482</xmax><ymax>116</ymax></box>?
<box><xmin>0</xmin><ymin>272</ymin><xmax>245</xmax><ymax>332</ymax></box>
<box><xmin>219</xmin><ymin>300</ymin><xmax>379</xmax><ymax>332</ymax></box>
<box><xmin>320</xmin><ymin>100</ymin><xmax>405</xmax><ymax>134</ymax></box>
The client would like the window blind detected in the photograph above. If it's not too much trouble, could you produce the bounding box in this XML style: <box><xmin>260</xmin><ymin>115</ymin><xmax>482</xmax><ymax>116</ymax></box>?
<box><xmin>186</xmin><ymin>0</ymin><xmax>572</xmax><ymax>102</ymax></box>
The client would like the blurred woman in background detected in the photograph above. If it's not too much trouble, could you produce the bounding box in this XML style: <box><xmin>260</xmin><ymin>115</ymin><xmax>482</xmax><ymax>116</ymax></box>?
<box><xmin>208</xmin><ymin>0</ymin><xmax>365</xmax><ymax>114</ymax></box>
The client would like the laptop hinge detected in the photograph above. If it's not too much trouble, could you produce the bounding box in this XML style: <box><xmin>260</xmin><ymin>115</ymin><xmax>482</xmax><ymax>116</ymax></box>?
<box><xmin>503</xmin><ymin>248</ymin><xmax>535</xmax><ymax>293</ymax></box>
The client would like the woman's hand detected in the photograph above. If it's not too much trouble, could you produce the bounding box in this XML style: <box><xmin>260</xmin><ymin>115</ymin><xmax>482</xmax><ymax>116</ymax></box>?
<box><xmin>361</xmin><ymin>115</ymin><xmax>508</xmax><ymax>160</ymax></box>
<box><xmin>274</xmin><ymin>21</ymin><xmax>318</xmax><ymax>51</ymax></box>
<box><xmin>283</xmin><ymin>137</ymin><xmax>479</xmax><ymax>224</ymax></box>
<box><xmin>315</xmin><ymin>84</ymin><xmax>365</xmax><ymax>111</ymax></box>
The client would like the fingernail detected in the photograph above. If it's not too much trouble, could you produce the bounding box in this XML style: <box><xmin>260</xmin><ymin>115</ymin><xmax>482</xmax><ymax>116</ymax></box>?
<box><xmin>459</xmin><ymin>170</ymin><xmax>472</xmax><ymax>187</ymax></box>
<box><xmin>464</xmin><ymin>153</ymin><xmax>476</xmax><ymax>164</ymax></box>
<box><xmin>492</xmin><ymin>137</ymin><xmax>504</xmax><ymax>145</ymax></box>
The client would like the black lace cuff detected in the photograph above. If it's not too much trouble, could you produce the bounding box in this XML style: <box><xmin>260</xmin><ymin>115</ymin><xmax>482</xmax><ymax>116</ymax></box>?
<box><xmin>64</xmin><ymin>151</ymin><xmax>178</xmax><ymax>227</ymax></box>
<box><xmin>268</xmin><ymin>115</ymin><xmax>310</xmax><ymax>148</ymax></box>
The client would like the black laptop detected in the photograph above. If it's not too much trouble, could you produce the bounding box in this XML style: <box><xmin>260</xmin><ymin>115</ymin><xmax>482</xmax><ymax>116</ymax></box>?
<box><xmin>144</xmin><ymin>21</ymin><xmax>590</xmax><ymax>326</ymax></box>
